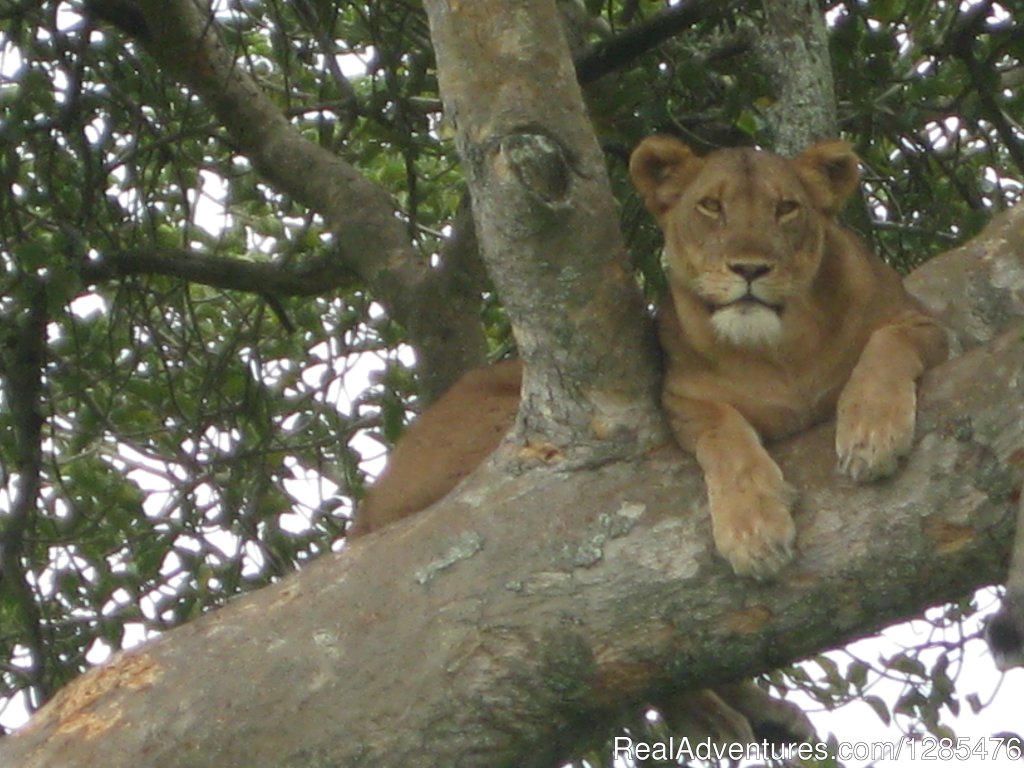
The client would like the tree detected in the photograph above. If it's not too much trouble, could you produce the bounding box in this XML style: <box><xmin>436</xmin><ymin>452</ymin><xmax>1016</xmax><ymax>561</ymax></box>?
<box><xmin>0</xmin><ymin>0</ymin><xmax>1021</xmax><ymax>765</ymax></box>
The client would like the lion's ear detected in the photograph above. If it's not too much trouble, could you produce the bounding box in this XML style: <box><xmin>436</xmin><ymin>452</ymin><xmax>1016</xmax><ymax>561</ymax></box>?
<box><xmin>794</xmin><ymin>141</ymin><xmax>860</xmax><ymax>216</ymax></box>
<box><xmin>629</xmin><ymin>136</ymin><xmax>702</xmax><ymax>219</ymax></box>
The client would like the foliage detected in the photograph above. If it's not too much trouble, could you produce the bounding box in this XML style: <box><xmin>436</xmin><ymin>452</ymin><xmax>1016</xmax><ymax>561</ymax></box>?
<box><xmin>0</xmin><ymin>0</ymin><xmax>1021</xmax><ymax>757</ymax></box>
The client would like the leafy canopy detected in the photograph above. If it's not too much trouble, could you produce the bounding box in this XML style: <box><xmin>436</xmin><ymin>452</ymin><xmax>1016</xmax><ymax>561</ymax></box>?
<box><xmin>0</xmin><ymin>0</ymin><xmax>1021</xmax><ymax>749</ymax></box>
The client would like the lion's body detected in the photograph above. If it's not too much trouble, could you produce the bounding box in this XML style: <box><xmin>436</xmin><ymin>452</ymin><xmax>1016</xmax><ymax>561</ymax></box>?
<box><xmin>348</xmin><ymin>358</ymin><xmax>521</xmax><ymax>537</ymax></box>
<box><xmin>347</xmin><ymin>135</ymin><xmax>947</xmax><ymax>745</ymax></box>
<box><xmin>629</xmin><ymin>137</ymin><xmax>947</xmax><ymax>577</ymax></box>
<box><xmin>352</xmin><ymin>136</ymin><xmax>947</xmax><ymax>579</ymax></box>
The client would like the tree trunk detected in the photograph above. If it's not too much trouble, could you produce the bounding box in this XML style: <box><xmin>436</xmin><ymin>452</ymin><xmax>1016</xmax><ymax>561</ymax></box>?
<box><xmin>2</xmin><ymin>204</ymin><xmax>1022</xmax><ymax>768</ymax></box>
<box><xmin>757</xmin><ymin>0</ymin><xmax>839</xmax><ymax>154</ymax></box>
<box><xmin>11</xmin><ymin>2</ymin><xmax>1022</xmax><ymax>766</ymax></box>
<box><xmin>423</xmin><ymin>0</ymin><xmax>663</xmax><ymax>455</ymax></box>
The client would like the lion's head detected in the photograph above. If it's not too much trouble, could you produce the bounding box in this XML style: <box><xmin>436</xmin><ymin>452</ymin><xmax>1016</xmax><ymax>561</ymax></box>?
<box><xmin>629</xmin><ymin>136</ymin><xmax>860</xmax><ymax>347</ymax></box>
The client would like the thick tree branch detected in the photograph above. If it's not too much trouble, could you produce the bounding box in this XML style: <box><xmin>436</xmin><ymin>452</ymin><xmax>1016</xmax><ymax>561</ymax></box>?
<box><xmin>756</xmin><ymin>0</ymin><xmax>839</xmax><ymax>154</ymax></box>
<box><xmin>2</xmin><ymin>206</ymin><xmax>1022</xmax><ymax>768</ymax></box>
<box><xmin>905</xmin><ymin>202</ymin><xmax>1024</xmax><ymax>354</ymax></box>
<box><xmin>424</xmin><ymin>0</ymin><xmax>663</xmax><ymax>454</ymax></box>
<box><xmin>94</xmin><ymin>0</ymin><xmax>487</xmax><ymax>400</ymax></box>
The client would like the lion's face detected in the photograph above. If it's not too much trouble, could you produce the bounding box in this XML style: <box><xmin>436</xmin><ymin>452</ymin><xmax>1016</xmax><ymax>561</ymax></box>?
<box><xmin>630</xmin><ymin>137</ymin><xmax>860</xmax><ymax>347</ymax></box>
<box><xmin>660</xmin><ymin>151</ymin><xmax>827</xmax><ymax>346</ymax></box>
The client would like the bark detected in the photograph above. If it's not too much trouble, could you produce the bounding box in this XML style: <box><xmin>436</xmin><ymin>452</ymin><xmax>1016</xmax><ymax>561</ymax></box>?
<box><xmin>80</xmin><ymin>247</ymin><xmax>357</xmax><ymax>298</ymax></box>
<box><xmin>2</xmin><ymin>205</ymin><xmax>1023</xmax><ymax>768</ymax></box>
<box><xmin>12</xmin><ymin>3</ymin><xmax>1022</xmax><ymax>765</ymax></box>
<box><xmin>423</xmin><ymin>0</ymin><xmax>663</xmax><ymax>455</ymax></box>
<box><xmin>756</xmin><ymin>0</ymin><xmax>839</xmax><ymax>154</ymax></box>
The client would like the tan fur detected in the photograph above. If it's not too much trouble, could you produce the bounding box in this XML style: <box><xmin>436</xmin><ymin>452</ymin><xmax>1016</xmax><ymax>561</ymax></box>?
<box><xmin>348</xmin><ymin>358</ymin><xmax>521</xmax><ymax>537</ymax></box>
<box><xmin>629</xmin><ymin>136</ymin><xmax>948</xmax><ymax>578</ymax></box>
<box><xmin>346</xmin><ymin>137</ymin><xmax>948</xmax><ymax>745</ymax></box>
<box><xmin>351</xmin><ymin>136</ymin><xmax>946</xmax><ymax>582</ymax></box>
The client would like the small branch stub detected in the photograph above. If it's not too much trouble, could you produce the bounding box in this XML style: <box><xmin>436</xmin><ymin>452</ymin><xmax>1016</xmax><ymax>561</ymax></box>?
<box><xmin>492</xmin><ymin>131</ymin><xmax>576</xmax><ymax>208</ymax></box>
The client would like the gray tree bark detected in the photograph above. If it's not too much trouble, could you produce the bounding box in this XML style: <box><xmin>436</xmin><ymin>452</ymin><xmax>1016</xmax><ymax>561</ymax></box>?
<box><xmin>757</xmin><ymin>0</ymin><xmax>840</xmax><ymax>153</ymax></box>
<box><xmin>423</xmin><ymin>0</ymin><xmax>663</xmax><ymax>457</ymax></box>
<box><xmin>8</xmin><ymin>2</ymin><xmax>1022</xmax><ymax>766</ymax></box>
<box><xmin>2</xmin><ymin>202</ymin><xmax>1022</xmax><ymax>768</ymax></box>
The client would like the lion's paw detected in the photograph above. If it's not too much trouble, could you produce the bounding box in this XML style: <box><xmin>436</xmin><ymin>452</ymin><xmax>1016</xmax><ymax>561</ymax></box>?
<box><xmin>835</xmin><ymin>376</ymin><xmax>916</xmax><ymax>483</ymax></box>
<box><xmin>710</xmin><ymin>477</ymin><xmax>796</xmax><ymax>581</ymax></box>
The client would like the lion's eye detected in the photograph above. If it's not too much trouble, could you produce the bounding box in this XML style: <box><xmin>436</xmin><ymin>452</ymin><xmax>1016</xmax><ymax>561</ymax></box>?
<box><xmin>696</xmin><ymin>197</ymin><xmax>722</xmax><ymax>218</ymax></box>
<box><xmin>776</xmin><ymin>200</ymin><xmax>800</xmax><ymax>220</ymax></box>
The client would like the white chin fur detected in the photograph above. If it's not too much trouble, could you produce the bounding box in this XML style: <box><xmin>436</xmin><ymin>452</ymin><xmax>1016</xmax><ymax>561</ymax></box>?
<box><xmin>711</xmin><ymin>304</ymin><xmax>782</xmax><ymax>346</ymax></box>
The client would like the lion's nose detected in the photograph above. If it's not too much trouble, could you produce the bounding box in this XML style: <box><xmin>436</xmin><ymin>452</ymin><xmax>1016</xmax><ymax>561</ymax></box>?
<box><xmin>728</xmin><ymin>262</ymin><xmax>772</xmax><ymax>281</ymax></box>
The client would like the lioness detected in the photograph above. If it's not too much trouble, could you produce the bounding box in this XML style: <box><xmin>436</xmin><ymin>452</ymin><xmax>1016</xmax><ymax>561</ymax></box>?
<box><xmin>352</xmin><ymin>136</ymin><xmax>947</xmax><ymax>582</ymax></box>
<box><xmin>631</xmin><ymin>135</ymin><xmax>947</xmax><ymax>578</ymax></box>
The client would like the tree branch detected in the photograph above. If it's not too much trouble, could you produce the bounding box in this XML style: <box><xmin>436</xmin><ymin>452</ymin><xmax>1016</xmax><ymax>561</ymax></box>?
<box><xmin>94</xmin><ymin>0</ymin><xmax>487</xmax><ymax>400</ymax></box>
<box><xmin>755</xmin><ymin>0</ymin><xmax>839</xmax><ymax>154</ymax></box>
<box><xmin>2</xmin><ymin>205</ymin><xmax>1022</xmax><ymax>768</ymax></box>
<box><xmin>0</xmin><ymin>281</ymin><xmax>51</xmax><ymax>700</ymax></box>
<box><xmin>424</xmin><ymin>0</ymin><xmax>663</xmax><ymax>454</ymax></box>
<box><xmin>80</xmin><ymin>247</ymin><xmax>356</xmax><ymax>298</ymax></box>
<box><xmin>904</xmin><ymin>203</ymin><xmax>1024</xmax><ymax>355</ymax></box>
<box><xmin>574</xmin><ymin>0</ymin><xmax>742</xmax><ymax>84</ymax></box>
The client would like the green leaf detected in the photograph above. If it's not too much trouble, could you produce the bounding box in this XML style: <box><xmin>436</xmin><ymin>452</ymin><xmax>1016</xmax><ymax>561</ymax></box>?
<box><xmin>864</xmin><ymin>694</ymin><xmax>892</xmax><ymax>726</ymax></box>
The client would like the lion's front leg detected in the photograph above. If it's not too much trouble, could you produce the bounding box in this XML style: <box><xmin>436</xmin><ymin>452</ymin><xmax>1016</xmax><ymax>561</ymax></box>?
<box><xmin>701</xmin><ymin>432</ymin><xmax>797</xmax><ymax>581</ymax></box>
<box><xmin>835</xmin><ymin>365</ymin><xmax>916</xmax><ymax>482</ymax></box>
<box><xmin>836</xmin><ymin>313</ymin><xmax>947</xmax><ymax>482</ymax></box>
<box><xmin>668</xmin><ymin>397</ymin><xmax>796</xmax><ymax>580</ymax></box>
